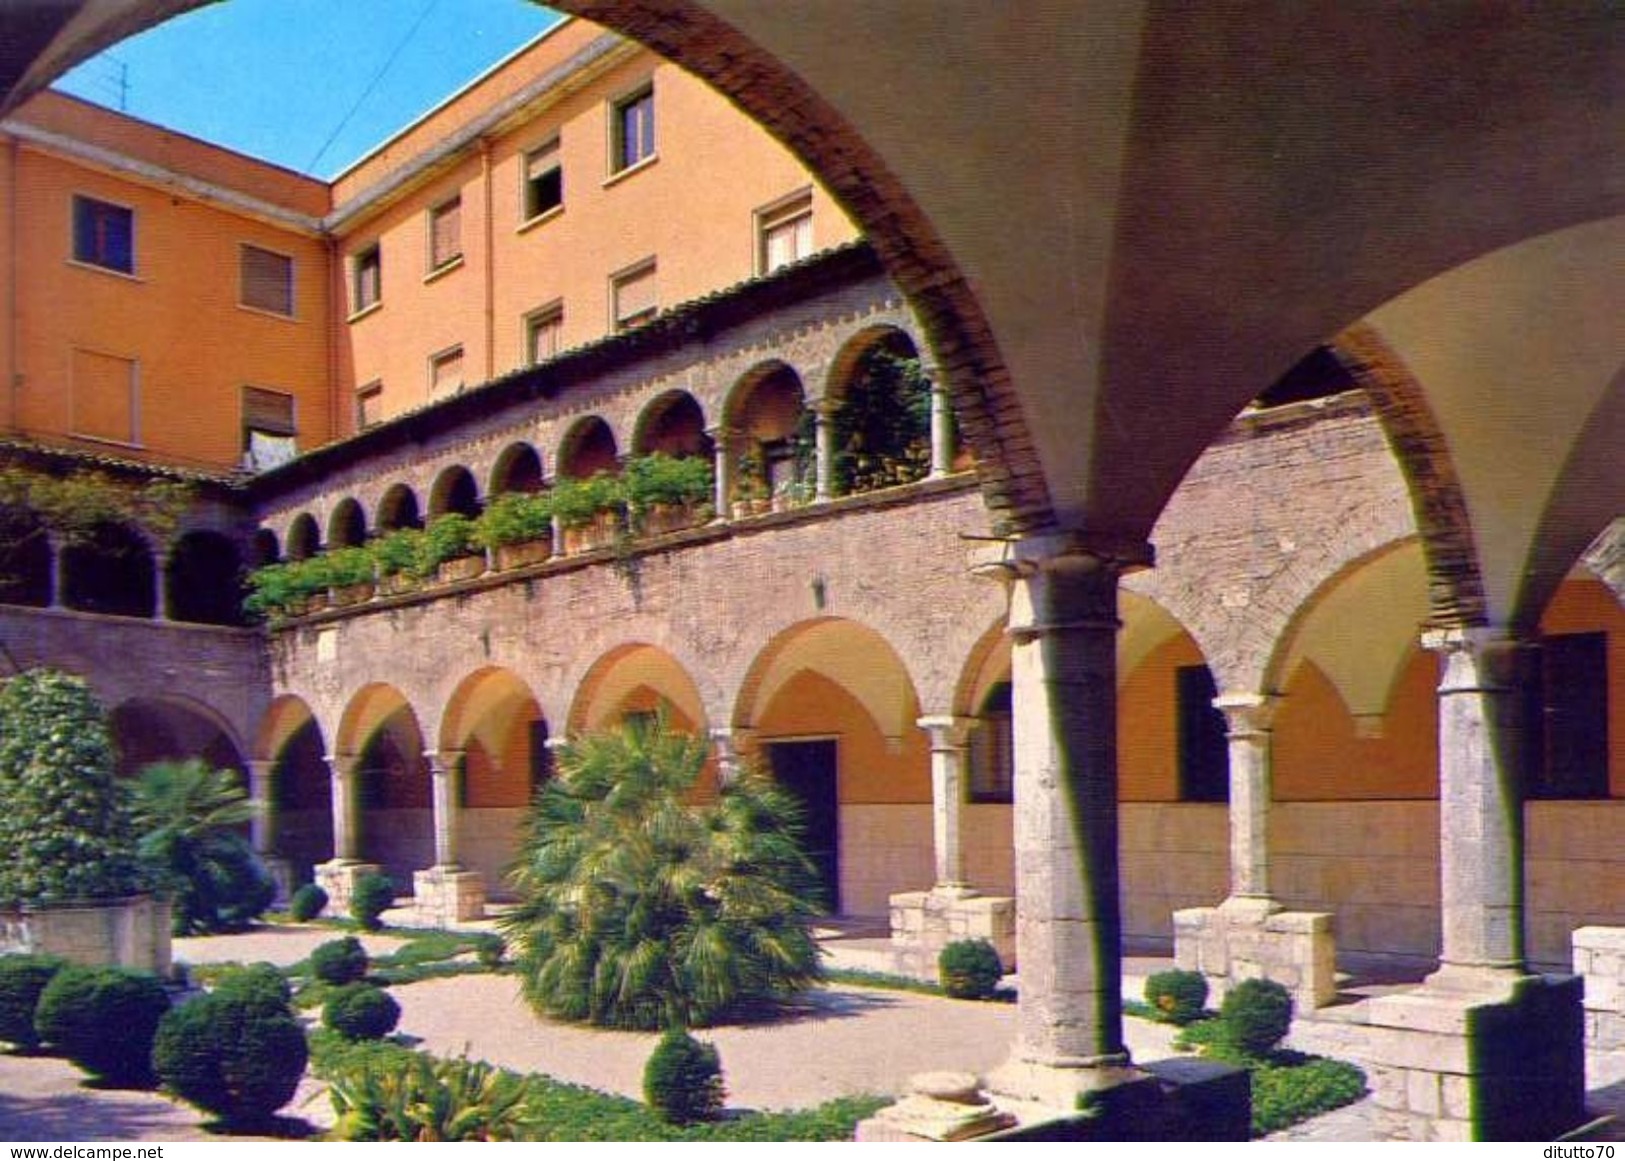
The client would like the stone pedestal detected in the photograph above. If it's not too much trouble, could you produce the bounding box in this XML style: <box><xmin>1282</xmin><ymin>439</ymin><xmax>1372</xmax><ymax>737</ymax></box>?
<box><xmin>1173</xmin><ymin>901</ymin><xmax>1336</xmax><ymax>1011</ymax></box>
<box><xmin>1356</xmin><ymin>971</ymin><xmax>1586</xmax><ymax>1141</ymax></box>
<box><xmin>854</xmin><ymin>1072</ymin><xmax>1016</xmax><ymax>1142</ymax></box>
<box><xmin>888</xmin><ymin>888</ymin><xmax>1015</xmax><ymax>980</ymax></box>
<box><xmin>412</xmin><ymin>865</ymin><xmax>486</xmax><ymax>926</ymax></box>
<box><xmin>314</xmin><ymin>859</ymin><xmax>384</xmax><ymax>918</ymax></box>
<box><xmin>1575</xmin><ymin>925</ymin><xmax>1625</xmax><ymax>1049</ymax></box>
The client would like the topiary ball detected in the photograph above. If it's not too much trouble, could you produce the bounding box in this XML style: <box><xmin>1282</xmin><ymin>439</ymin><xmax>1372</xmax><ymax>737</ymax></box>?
<box><xmin>349</xmin><ymin>873</ymin><xmax>395</xmax><ymax>931</ymax></box>
<box><xmin>1219</xmin><ymin>977</ymin><xmax>1294</xmax><ymax>1058</ymax></box>
<box><xmin>643</xmin><ymin>1028</ymin><xmax>724</xmax><ymax>1124</ymax></box>
<box><xmin>1144</xmin><ymin>969</ymin><xmax>1209</xmax><ymax>1025</ymax></box>
<box><xmin>153</xmin><ymin>989</ymin><xmax>307</xmax><ymax>1125</ymax></box>
<box><xmin>34</xmin><ymin>964</ymin><xmax>170</xmax><ymax>1085</ymax></box>
<box><xmin>288</xmin><ymin>882</ymin><xmax>328</xmax><ymax>922</ymax></box>
<box><xmin>0</xmin><ymin>954</ymin><xmax>66</xmax><ymax>1050</ymax></box>
<box><xmin>309</xmin><ymin>936</ymin><xmax>369</xmax><ymax>986</ymax></box>
<box><xmin>938</xmin><ymin>938</ymin><xmax>1004</xmax><ymax>1000</ymax></box>
<box><xmin>323</xmin><ymin>982</ymin><xmax>401</xmax><ymax>1041</ymax></box>
<box><xmin>211</xmin><ymin>963</ymin><xmax>293</xmax><ymax>1015</ymax></box>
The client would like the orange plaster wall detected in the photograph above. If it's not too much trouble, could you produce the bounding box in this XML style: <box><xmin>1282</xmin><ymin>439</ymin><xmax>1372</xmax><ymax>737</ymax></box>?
<box><xmin>7</xmin><ymin>138</ymin><xmax>332</xmax><ymax>469</ymax></box>
<box><xmin>1539</xmin><ymin>577</ymin><xmax>1624</xmax><ymax>795</ymax></box>
<box><xmin>1119</xmin><ymin>632</ymin><xmax>1204</xmax><ymax>802</ymax></box>
<box><xmin>1272</xmin><ymin>650</ymin><xmax>1438</xmax><ymax>800</ymax></box>
<box><xmin>755</xmin><ymin>669</ymin><xmax>929</xmax><ymax>804</ymax></box>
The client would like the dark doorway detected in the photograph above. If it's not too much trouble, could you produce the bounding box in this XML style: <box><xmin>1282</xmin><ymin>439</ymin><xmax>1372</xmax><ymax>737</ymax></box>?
<box><xmin>767</xmin><ymin>739</ymin><xmax>840</xmax><ymax>914</ymax></box>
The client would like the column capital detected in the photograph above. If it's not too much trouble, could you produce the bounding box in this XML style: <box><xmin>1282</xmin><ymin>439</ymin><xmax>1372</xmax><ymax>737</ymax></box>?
<box><xmin>970</xmin><ymin>531</ymin><xmax>1154</xmax><ymax>584</ymax></box>
<box><xmin>708</xmin><ymin>725</ymin><xmax>757</xmax><ymax>751</ymax></box>
<box><xmin>703</xmin><ymin>423</ymin><xmax>734</xmax><ymax>440</ymax></box>
<box><xmin>423</xmin><ymin>748</ymin><xmax>464</xmax><ymax>775</ymax></box>
<box><xmin>916</xmin><ymin>714</ymin><xmax>973</xmax><ymax>748</ymax></box>
<box><xmin>1212</xmin><ymin>692</ymin><xmax>1278</xmax><ymax>737</ymax></box>
<box><xmin>1421</xmin><ymin>625</ymin><xmax>1526</xmax><ymax>693</ymax></box>
<box><xmin>978</xmin><ymin>532</ymin><xmax>1151</xmax><ymax>642</ymax></box>
<box><xmin>324</xmin><ymin>752</ymin><xmax>360</xmax><ymax>778</ymax></box>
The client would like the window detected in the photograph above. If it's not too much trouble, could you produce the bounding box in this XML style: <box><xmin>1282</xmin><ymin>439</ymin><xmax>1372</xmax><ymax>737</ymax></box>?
<box><xmin>351</xmin><ymin>244</ymin><xmax>381</xmax><ymax>314</ymax></box>
<box><xmin>72</xmin><ymin>195</ymin><xmax>134</xmax><ymax>274</ymax></box>
<box><xmin>70</xmin><ymin>348</ymin><xmax>137</xmax><ymax>444</ymax></box>
<box><xmin>428</xmin><ymin>197</ymin><xmax>462</xmax><ymax>271</ymax></box>
<box><xmin>429</xmin><ymin>346</ymin><xmax>465</xmax><ymax>400</ymax></box>
<box><xmin>240</xmin><ymin>244</ymin><xmax>294</xmax><ymax>316</ymax></box>
<box><xmin>522</xmin><ymin>140</ymin><xmax>563</xmax><ymax>221</ymax></box>
<box><xmin>758</xmin><ymin>192</ymin><xmax>814</xmax><ymax>274</ymax></box>
<box><xmin>611</xmin><ymin>260</ymin><xmax>657</xmax><ymax>331</ymax></box>
<box><xmin>1177</xmin><ymin>665</ymin><xmax>1230</xmax><ymax>802</ymax></box>
<box><xmin>356</xmin><ymin>382</ymin><xmax>383</xmax><ymax>430</ymax></box>
<box><xmin>525</xmin><ymin>303</ymin><xmax>564</xmax><ymax>365</ymax></box>
<box><xmin>1527</xmin><ymin>632</ymin><xmax>1610</xmax><ymax>799</ymax></box>
<box><xmin>611</xmin><ymin>85</ymin><xmax>655</xmax><ymax>173</ymax></box>
<box><xmin>968</xmin><ymin>682</ymin><xmax>1014</xmax><ymax>804</ymax></box>
<box><xmin>241</xmin><ymin>385</ymin><xmax>297</xmax><ymax>471</ymax></box>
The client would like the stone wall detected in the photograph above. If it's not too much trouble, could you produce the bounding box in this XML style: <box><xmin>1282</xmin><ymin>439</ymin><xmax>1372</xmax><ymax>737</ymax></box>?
<box><xmin>0</xmin><ymin>895</ymin><xmax>172</xmax><ymax>976</ymax></box>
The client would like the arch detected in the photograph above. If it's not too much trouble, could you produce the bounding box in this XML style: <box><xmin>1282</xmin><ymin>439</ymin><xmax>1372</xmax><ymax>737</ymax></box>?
<box><xmin>489</xmin><ymin>442</ymin><xmax>544</xmax><ymax>496</ymax></box>
<box><xmin>566</xmin><ymin>643</ymin><xmax>708</xmax><ymax>737</ymax></box>
<box><xmin>259</xmin><ymin>696</ymin><xmax>332</xmax><ymax>881</ymax></box>
<box><xmin>249</xmin><ymin>527</ymin><xmax>280</xmax><ymax>568</ymax></box>
<box><xmin>722</xmin><ymin>361</ymin><xmax>808</xmax><ymax>504</ymax></box>
<box><xmin>376</xmin><ymin>483</ymin><xmax>422</xmax><ymax>531</ymax></box>
<box><xmin>557</xmin><ymin>415</ymin><xmax>618</xmax><ymax>479</ymax></box>
<box><xmin>0</xmin><ymin>507</ymin><xmax>53</xmax><ymax>606</ymax></box>
<box><xmin>327</xmin><ymin>497</ymin><xmax>366</xmax><ymax>548</ymax></box>
<box><xmin>337</xmin><ymin>683</ymin><xmax>430</xmax><ymax>889</ymax></box>
<box><xmin>61</xmin><ymin>521</ymin><xmax>155</xmax><ymax>618</ymax></box>
<box><xmin>285</xmin><ymin>513</ymin><xmax>320</xmax><ymax>561</ymax></box>
<box><xmin>632</xmin><ymin>390</ymin><xmax>712</xmax><ymax>459</ymax></box>
<box><xmin>165</xmin><ymin>529</ymin><xmax>244</xmax><ymax>626</ymax></box>
<box><xmin>735</xmin><ymin>616</ymin><xmax>920</xmax><ymax>740</ymax></box>
<box><xmin>110</xmin><ymin>694</ymin><xmax>246</xmax><ymax>778</ymax></box>
<box><xmin>428</xmin><ymin>465</ymin><xmax>480</xmax><ymax>519</ymax></box>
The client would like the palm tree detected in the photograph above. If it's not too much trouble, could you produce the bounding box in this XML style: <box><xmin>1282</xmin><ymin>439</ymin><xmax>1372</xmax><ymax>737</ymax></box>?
<box><xmin>130</xmin><ymin>759</ymin><xmax>274</xmax><ymax>935</ymax></box>
<box><xmin>500</xmin><ymin>719</ymin><xmax>822</xmax><ymax>1030</ymax></box>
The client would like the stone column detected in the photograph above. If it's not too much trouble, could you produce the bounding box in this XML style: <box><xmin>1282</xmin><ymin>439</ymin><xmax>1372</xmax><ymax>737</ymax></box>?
<box><xmin>928</xmin><ymin>383</ymin><xmax>954</xmax><ymax>478</ymax></box>
<box><xmin>48</xmin><ymin>533</ymin><xmax>65</xmax><ymax>609</ymax></box>
<box><xmin>917</xmin><ymin>715</ymin><xmax>972</xmax><ymax>894</ymax></box>
<box><xmin>246</xmin><ymin>759</ymin><xmax>276</xmax><ymax>854</ymax></box>
<box><xmin>1214</xmin><ymin>693</ymin><xmax>1278</xmax><ymax>915</ymax></box>
<box><xmin>813</xmin><ymin>400</ymin><xmax>837</xmax><ymax>503</ymax></box>
<box><xmin>326</xmin><ymin>752</ymin><xmax>361</xmax><ymax>862</ymax></box>
<box><xmin>426</xmin><ymin>749</ymin><xmax>464</xmax><ymax>869</ymax></box>
<box><xmin>707</xmin><ymin>425</ymin><xmax>732</xmax><ymax>521</ymax></box>
<box><xmin>709</xmin><ymin>726</ymin><xmax>754</xmax><ymax>788</ymax></box>
<box><xmin>1422</xmin><ymin>626</ymin><xmax>1527</xmax><ymax>981</ymax></box>
<box><xmin>980</xmin><ymin>532</ymin><xmax>1152</xmax><ymax>1109</ymax></box>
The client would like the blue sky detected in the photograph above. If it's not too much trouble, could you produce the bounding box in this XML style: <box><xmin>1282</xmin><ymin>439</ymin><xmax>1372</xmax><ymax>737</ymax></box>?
<box><xmin>54</xmin><ymin>0</ymin><xmax>564</xmax><ymax>178</ymax></box>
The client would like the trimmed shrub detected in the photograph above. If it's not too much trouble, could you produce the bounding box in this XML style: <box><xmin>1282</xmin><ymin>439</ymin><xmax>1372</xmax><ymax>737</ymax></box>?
<box><xmin>310</xmin><ymin>936</ymin><xmax>369</xmax><ymax>986</ymax></box>
<box><xmin>643</xmin><ymin>1029</ymin><xmax>724</xmax><ymax>1125</ymax></box>
<box><xmin>324</xmin><ymin>983</ymin><xmax>401</xmax><ymax>1041</ymax></box>
<box><xmin>1144</xmin><ymin>969</ymin><xmax>1209</xmax><ymax>1025</ymax></box>
<box><xmin>289</xmin><ymin>882</ymin><xmax>328</xmax><ymax>922</ymax></box>
<box><xmin>153</xmin><ymin>989</ymin><xmax>308</xmax><ymax>1125</ymax></box>
<box><xmin>938</xmin><ymin>939</ymin><xmax>1003</xmax><ymax>1000</ymax></box>
<box><xmin>0</xmin><ymin>954</ymin><xmax>66</xmax><ymax>1049</ymax></box>
<box><xmin>211</xmin><ymin>963</ymin><xmax>293</xmax><ymax>1014</ymax></box>
<box><xmin>473</xmin><ymin>933</ymin><xmax>505</xmax><ymax>970</ymax></box>
<box><xmin>1220</xmin><ymin>978</ymin><xmax>1295</xmax><ymax>1058</ymax></box>
<box><xmin>350</xmin><ymin>873</ymin><xmax>395</xmax><ymax>931</ymax></box>
<box><xmin>34</xmin><ymin>965</ymin><xmax>169</xmax><ymax>1085</ymax></box>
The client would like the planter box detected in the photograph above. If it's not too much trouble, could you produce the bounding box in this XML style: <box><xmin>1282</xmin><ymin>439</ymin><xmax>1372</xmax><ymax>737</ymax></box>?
<box><xmin>494</xmin><ymin>537</ymin><xmax>553</xmax><ymax>570</ymax></box>
<box><xmin>0</xmin><ymin>894</ymin><xmax>172</xmax><ymax>976</ymax></box>
<box><xmin>330</xmin><ymin>581</ymin><xmax>376</xmax><ymax>607</ymax></box>
<box><xmin>378</xmin><ymin>572</ymin><xmax>422</xmax><ymax>596</ymax></box>
<box><xmin>561</xmin><ymin>511</ymin><xmax>618</xmax><ymax>554</ymax></box>
<box><xmin>638</xmin><ymin>502</ymin><xmax>700</xmax><ymax>538</ymax></box>
<box><xmin>436</xmin><ymin>554</ymin><xmax>487</xmax><ymax>584</ymax></box>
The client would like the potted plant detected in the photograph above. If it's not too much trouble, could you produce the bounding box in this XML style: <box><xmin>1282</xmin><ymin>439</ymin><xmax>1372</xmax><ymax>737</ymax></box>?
<box><xmin>476</xmin><ymin>491</ymin><xmax>554</xmax><ymax>569</ymax></box>
<box><xmin>624</xmin><ymin>453</ymin><xmax>712</xmax><ymax>537</ymax></box>
<box><xmin>731</xmin><ymin>449</ymin><xmax>768</xmax><ymax>519</ymax></box>
<box><xmin>770</xmin><ymin>477</ymin><xmax>812</xmax><ymax>514</ymax></box>
<box><xmin>323</xmin><ymin>546</ymin><xmax>377</xmax><ymax>606</ymax></box>
<box><xmin>420</xmin><ymin>513</ymin><xmax>484</xmax><ymax>583</ymax></box>
<box><xmin>371</xmin><ymin>527</ymin><xmax>427</xmax><ymax>593</ymax></box>
<box><xmin>551</xmin><ymin>474</ymin><xmax>622</xmax><ymax>554</ymax></box>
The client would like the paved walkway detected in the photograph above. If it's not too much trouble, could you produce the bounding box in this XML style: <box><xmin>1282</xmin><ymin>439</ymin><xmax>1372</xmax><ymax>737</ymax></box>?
<box><xmin>1</xmin><ymin>919</ymin><xmax>1620</xmax><ymax>1142</ymax></box>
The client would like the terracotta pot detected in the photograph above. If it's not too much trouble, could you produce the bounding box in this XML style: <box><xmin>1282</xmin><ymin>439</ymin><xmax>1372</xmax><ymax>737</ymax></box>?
<box><xmin>495</xmin><ymin>537</ymin><xmax>553</xmax><ymax>570</ymax></box>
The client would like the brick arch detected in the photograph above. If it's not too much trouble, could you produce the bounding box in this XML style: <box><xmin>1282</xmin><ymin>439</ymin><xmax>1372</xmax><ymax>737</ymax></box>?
<box><xmin>1329</xmin><ymin>323</ymin><xmax>1487</xmax><ymax>630</ymax></box>
<box><xmin>631</xmin><ymin>389</ymin><xmax>713</xmax><ymax>459</ymax></box>
<box><xmin>254</xmin><ymin>693</ymin><xmax>323</xmax><ymax>763</ymax></box>
<box><xmin>326</xmin><ymin>497</ymin><xmax>366</xmax><ymax>548</ymax></box>
<box><xmin>822</xmin><ymin>324</ymin><xmax>918</xmax><ymax>405</ymax></box>
<box><xmin>489</xmin><ymin>442</ymin><xmax>545</xmax><ymax>496</ymax></box>
<box><xmin>565</xmin><ymin>642</ymin><xmax>709</xmax><ymax>736</ymax></box>
<box><xmin>555</xmin><ymin>415</ymin><xmax>619</xmax><ymax>479</ymax></box>
<box><xmin>284</xmin><ymin>512</ymin><xmax>320</xmax><ymax>560</ymax></box>
<box><xmin>732</xmin><ymin>616</ymin><xmax>922</xmax><ymax>741</ymax></box>
<box><xmin>428</xmin><ymin>464</ymin><xmax>481</xmax><ymax>518</ymax></box>
<box><xmin>951</xmin><ymin>618</ymin><xmax>1010</xmax><ymax>719</ymax></box>
<box><xmin>376</xmin><ymin>483</ymin><xmax>422</xmax><ymax>531</ymax></box>
<box><xmin>550</xmin><ymin>0</ymin><xmax>1048</xmax><ymax>534</ymax></box>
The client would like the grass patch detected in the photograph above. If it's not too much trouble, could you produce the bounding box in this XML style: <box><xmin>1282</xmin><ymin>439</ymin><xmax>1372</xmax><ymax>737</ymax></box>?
<box><xmin>1173</xmin><ymin>1017</ymin><xmax>1367</xmax><ymax>1137</ymax></box>
<box><xmin>308</xmin><ymin>1030</ymin><xmax>884</xmax><ymax>1141</ymax></box>
<box><xmin>822</xmin><ymin>967</ymin><xmax>1015</xmax><ymax>1003</ymax></box>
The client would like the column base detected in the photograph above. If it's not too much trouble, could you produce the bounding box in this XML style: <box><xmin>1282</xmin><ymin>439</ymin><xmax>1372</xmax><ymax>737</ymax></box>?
<box><xmin>259</xmin><ymin>855</ymin><xmax>294</xmax><ymax>907</ymax></box>
<box><xmin>854</xmin><ymin>1071</ymin><xmax>1017</xmax><ymax>1141</ymax></box>
<box><xmin>314</xmin><ymin>859</ymin><xmax>383</xmax><ymax>919</ymax></box>
<box><xmin>412</xmin><ymin>865</ymin><xmax>485</xmax><ymax>926</ymax></box>
<box><xmin>1574</xmin><ymin>926</ymin><xmax>1625</xmax><ymax>1050</ymax></box>
<box><xmin>1358</xmin><ymin>970</ymin><xmax>1586</xmax><ymax>1141</ymax></box>
<box><xmin>887</xmin><ymin>887</ymin><xmax>1015</xmax><ymax>981</ymax></box>
<box><xmin>1173</xmin><ymin>900</ymin><xmax>1336</xmax><ymax>1011</ymax></box>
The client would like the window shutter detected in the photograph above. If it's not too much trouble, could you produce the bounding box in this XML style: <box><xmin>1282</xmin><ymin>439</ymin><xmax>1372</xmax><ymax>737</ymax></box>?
<box><xmin>241</xmin><ymin>245</ymin><xmax>293</xmax><ymax>314</ymax></box>
<box><xmin>71</xmin><ymin>348</ymin><xmax>136</xmax><ymax>443</ymax></box>
<box><xmin>526</xmin><ymin>142</ymin><xmax>558</xmax><ymax>181</ymax></box>
<box><xmin>243</xmin><ymin>386</ymin><xmax>296</xmax><ymax>436</ymax></box>
<box><xmin>430</xmin><ymin>199</ymin><xmax>462</xmax><ymax>268</ymax></box>
<box><xmin>615</xmin><ymin>263</ymin><xmax>657</xmax><ymax>326</ymax></box>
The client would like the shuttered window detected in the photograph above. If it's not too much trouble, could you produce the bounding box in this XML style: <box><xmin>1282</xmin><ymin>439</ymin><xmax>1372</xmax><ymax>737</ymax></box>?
<box><xmin>430</xmin><ymin>347</ymin><xmax>465</xmax><ymax>400</ymax></box>
<box><xmin>612</xmin><ymin>260</ymin><xmax>657</xmax><ymax>330</ymax></box>
<box><xmin>429</xmin><ymin>198</ymin><xmax>462</xmax><ymax>270</ymax></box>
<box><xmin>70</xmin><ymin>348</ymin><xmax>137</xmax><ymax>443</ymax></box>
<box><xmin>523</xmin><ymin>141</ymin><xmax>563</xmax><ymax>220</ymax></box>
<box><xmin>352</xmin><ymin>244</ymin><xmax>381</xmax><ymax>314</ymax></box>
<box><xmin>240</xmin><ymin>244</ymin><xmax>294</xmax><ymax>315</ymax></box>
<box><xmin>526</xmin><ymin>304</ymin><xmax>563</xmax><ymax>364</ymax></box>
<box><xmin>760</xmin><ymin>193</ymin><xmax>813</xmax><ymax>274</ymax></box>
<box><xmin>356</xmin><ymin>382</ymin><xmax>384</xmax><ymax>430</ymax></box>
<box><xmin>241</xmin><ymin>386</ymin><xmax>296</xmax><ymax>471</ymax></box>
